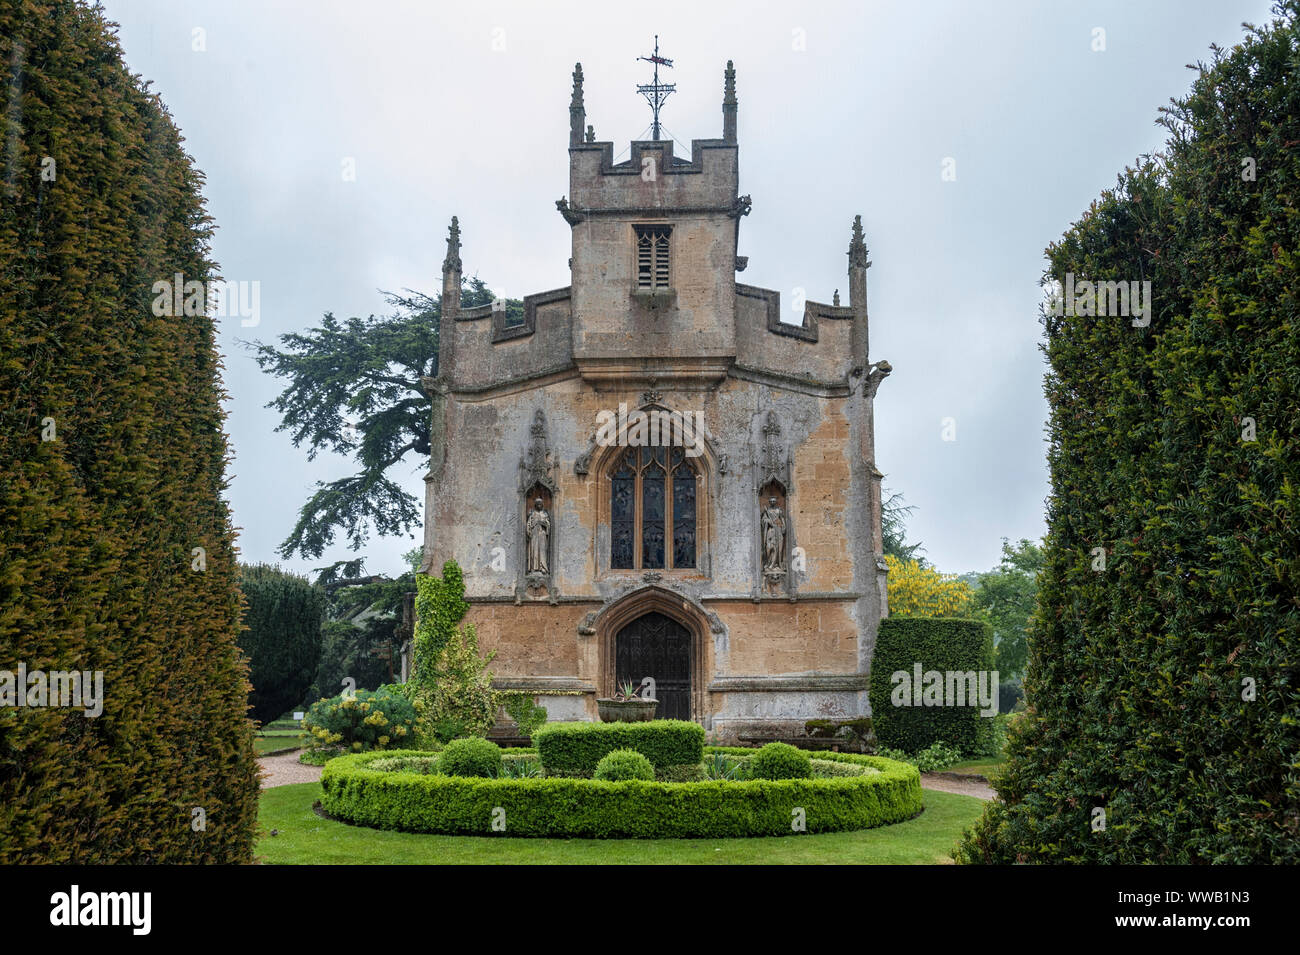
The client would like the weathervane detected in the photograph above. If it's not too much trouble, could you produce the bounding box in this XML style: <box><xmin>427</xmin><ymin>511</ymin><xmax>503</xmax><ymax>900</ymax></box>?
<box><xmin>636</xmin><ymin>35</ymin><xmax>675</xmax><ymax>141</ymax></box>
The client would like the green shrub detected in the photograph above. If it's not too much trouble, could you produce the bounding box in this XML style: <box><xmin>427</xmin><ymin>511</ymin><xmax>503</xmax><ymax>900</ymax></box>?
<box><xmin>302</xmin><ymin>685</ymin><xmax>415</xmax><ymax>753</ymax></box>
<box><xmin>702</xmin><ymin>753</ymin><xmax>746</xmax><ymax>781</ymax></box>
<box><xmin>438</xmin><ymin>737</ymin><xmax>502</xmax><ymax>778</ymax></box>
<box><xmin>961</xmin><ymin>7</ymin><xmax>1300</xmax><ymax>865</ymax></box>
<box><xmin>499</xmin><ymin>753</ymin><xmax>543</xmax><ymax>779</ymax></box>
<box><xmin>594</xmin><ymin>749</ymin><xmax>655</xmax><ymax>781</ymax></box>
<box><xmin>751</xmin><ymin>742</ymin><xmax>812</xmax><ymax>780</ymax></box>
<box><xmin>368</xmin><ymin>755</ymin><xmax>438</xmax><ymax>775</ymax></box>
<box><xmin>868</xmin><ymin>617</ymin><xmax>996</xmax><ymax>755</ymax></box>
<box><xmin>321</xmin><ymin>749</ymin><xmax>923</xmax><ymax>838</ymax></box>
<box><xmin>237</xmin><ymin>563</ymin><xmax>324</xmax><ymax>726</ymax></box>
<box><xmin>533</xmin><ymin>719</ymin><xmax>705</xmax><ymax>776</ymax></box>
<box><xmin>877</xmin><ymin>741</ymin><xmax>964</xmax><ymax>773</ymax></box>
<box><xmin>502</xmin><ymin>693</ymin><xmax>548</xmax><ymax>738</ymax></box>
<box><xmin>299</xmin><ymin>748</ymin><xmax>341</xmax><ymax>766</ymax></box>
<box><xmin>0</xmin><ymin>0</ymin><xmax>259</xmax><ymax>862</ymax></box>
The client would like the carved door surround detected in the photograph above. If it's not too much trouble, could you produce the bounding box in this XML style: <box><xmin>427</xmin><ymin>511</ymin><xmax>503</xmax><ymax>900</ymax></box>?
<box><xmin>591</xmin><ymin>584</ymin><xmax>712</xmax><ymax>723</ymax></box>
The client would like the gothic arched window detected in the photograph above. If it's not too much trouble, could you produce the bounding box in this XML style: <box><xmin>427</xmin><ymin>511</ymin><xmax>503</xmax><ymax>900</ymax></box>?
<box><xmin>609</xmin><ymin>446</ymin><xmax>697</xmax><ymax>570</ymax></box>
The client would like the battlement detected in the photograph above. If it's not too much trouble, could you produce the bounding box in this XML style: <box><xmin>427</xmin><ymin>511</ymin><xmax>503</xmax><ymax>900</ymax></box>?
<box><xmin>568</xmin><ymin>138</ymin><xmax>738</xmax><ymax>213</ymax></box>
<box><xmin>431</xmin><ymin>60</ymin><xmax>877</xmax><ymax>398</ymax></box>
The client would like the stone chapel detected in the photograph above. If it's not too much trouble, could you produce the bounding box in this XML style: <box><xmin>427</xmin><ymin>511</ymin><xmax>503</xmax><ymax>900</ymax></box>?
<box><xmin>419</xmin><ymin>60</ymin><xmax>893</xmax><ymax>741</ymax></box>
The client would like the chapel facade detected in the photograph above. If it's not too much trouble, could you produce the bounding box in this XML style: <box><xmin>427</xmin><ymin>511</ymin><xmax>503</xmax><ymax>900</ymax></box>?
<box><xmin>419</xmin><ymin>60</ymin><xmax>893</xmax><ymax>741</ymax></box>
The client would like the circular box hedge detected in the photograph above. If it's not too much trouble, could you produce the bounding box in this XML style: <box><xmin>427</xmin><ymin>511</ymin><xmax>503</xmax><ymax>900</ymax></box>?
<box><xmin>319</xmin><ymin>747</ymin><xmax>923</xmax><ymax>838</ymax></box>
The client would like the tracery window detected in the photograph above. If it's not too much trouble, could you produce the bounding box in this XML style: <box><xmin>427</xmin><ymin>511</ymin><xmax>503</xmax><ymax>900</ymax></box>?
<box><xmin>609</xmin><ymin>446</ymin><xmax>696</xmax><ymax>570</ymax></box>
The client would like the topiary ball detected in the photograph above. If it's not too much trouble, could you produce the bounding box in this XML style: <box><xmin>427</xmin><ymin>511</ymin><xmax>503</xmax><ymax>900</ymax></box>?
<box><xmin>750</xmin><ymin>742</ymin><xmax>812</xmax><ymax>780</ymax></box>
<box><xmin>593</xmin><ymin>748</ymin><xmax>655</xmax><ymax>781</ymax></box>
<box><xmin>437</xmin><ymin>737</ymin><xmax>502</xmax><ymax>778</ymax></box>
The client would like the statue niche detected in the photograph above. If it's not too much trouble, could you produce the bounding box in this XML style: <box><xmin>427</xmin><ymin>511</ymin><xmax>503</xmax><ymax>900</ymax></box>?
<box><xmin>519</xmin><ymin>408</ymin><xmax>557</xmax><ymax>597</ymax></box>
<box><xmin>753</xmin><ymin>410</ymin><xmax>794</xmax><ymax>595</ymax></box>
<box><xmin>524</xmin><ymin>489</ymin><xmax>552</xmax><ymax>589</ymax></box>
<box><xmin>760</xmin><ymin>484</ymin><xmax>787</xmax><ymax>586</ymax></box>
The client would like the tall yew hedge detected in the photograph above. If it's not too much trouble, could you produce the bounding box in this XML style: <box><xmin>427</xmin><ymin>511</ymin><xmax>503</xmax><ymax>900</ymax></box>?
<box><xmin>238</xmin><ymin>564</ymin><xmax>324</xmax><ymax>726</ymax></box>
<box><xmin>959</xmin><ymin>4</ymin><xmax>1299</xmax><ymax>863</ymax></box>
<box><xmin>0</xmin><ymin>0</ymin><xmax>258</xmax><ymax>862</ymax></box>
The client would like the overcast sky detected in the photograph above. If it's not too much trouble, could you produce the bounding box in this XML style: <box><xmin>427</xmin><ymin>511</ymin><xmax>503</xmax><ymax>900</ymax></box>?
<box><xmin>101</xmin><ymin>0</ymin><xmax>1276</xmax><ymax>580</ymax></box>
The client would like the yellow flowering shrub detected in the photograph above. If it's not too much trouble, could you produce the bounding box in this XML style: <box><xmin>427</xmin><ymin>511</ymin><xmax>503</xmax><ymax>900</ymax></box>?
<box><xmin>301</xmin><ymin>686</ymin><xmax>416</xmax><ymax>753</ymax></box>
<box><xmin>884</xmin><ymin>555</ymin><xmax>975</xmax><ymax>618</ymax></box>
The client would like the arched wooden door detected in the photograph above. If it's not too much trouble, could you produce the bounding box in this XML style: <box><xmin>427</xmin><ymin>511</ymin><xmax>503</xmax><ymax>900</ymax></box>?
<box><xmin>615</xmin><ymin>611</ymin><xmax>692</xmax><ymax>721</ymax></box>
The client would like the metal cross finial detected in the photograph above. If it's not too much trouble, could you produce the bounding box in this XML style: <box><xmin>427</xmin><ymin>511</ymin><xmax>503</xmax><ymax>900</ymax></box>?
<box><xmin>637</xmin><ymin>35</ymin><xmax>675</xmax><ymax>142</ymax></box>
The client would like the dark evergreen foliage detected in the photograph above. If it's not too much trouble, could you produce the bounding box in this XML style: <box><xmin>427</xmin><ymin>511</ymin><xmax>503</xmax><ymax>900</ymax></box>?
<box><xmin>869</xmin><ymin>618</ymin><xmax>996</xmax><ymax>755</ymax></box>
<box><xmin>237</xmin><ymin>564</ymin><xmax>324</xmax><ymax>725</ymax></box>
<box><xmin>0</xmin><ymin>0</ymin><xmax>258</xmax><ymax>861</ymax></box>
<box><xmin>960</xmin><ymin>4</ymin><xmax>1300</xmax><ymax>863</ymax></box>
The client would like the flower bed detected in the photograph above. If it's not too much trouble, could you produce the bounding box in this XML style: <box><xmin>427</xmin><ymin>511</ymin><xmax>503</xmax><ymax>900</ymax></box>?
<box><xmin>319</xmin><ymin>746</ymin><xmax>923</xmax><ymax>838</ymax></box>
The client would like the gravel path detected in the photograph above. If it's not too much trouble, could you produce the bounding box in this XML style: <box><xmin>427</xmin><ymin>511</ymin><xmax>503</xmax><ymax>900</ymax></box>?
<box><xmin>258</xmin><ymin>751</ymin><xmax>323</xmax><ymax>789</ymax></box>
<box><xmin>920</xmin><ymin>772</ymin><xmax>995</xmax><ymax>800</ymax></box>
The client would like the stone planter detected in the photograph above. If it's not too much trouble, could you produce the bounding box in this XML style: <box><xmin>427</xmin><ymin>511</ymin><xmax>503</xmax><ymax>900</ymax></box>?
<box><xmin>596</xmin><ymin>698</ymin><xmax>659</xmax><ymax>722</ymax></box>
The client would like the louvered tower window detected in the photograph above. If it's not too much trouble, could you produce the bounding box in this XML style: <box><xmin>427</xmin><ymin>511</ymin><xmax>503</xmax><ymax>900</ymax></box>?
<box><xmin>635</xmin><ymin>225</ymin><xmax>671</xmax><ymax>290</ymax></box>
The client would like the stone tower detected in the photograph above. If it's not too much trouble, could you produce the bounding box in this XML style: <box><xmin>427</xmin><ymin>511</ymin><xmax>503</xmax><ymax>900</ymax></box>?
<box><xmin>419</xmin><ymin>60</ymin><xmax>892</xmax><ymax>740</ymax></box>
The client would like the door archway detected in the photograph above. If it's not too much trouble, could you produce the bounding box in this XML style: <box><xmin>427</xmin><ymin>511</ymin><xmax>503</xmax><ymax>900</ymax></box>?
<box><xmin>615</xmin><ymin>612</ymin><xmax>692</xmax><ymax>721</ymax></box>
<box><xmin>595</xmin><ymin>586</ymin><xmax>710</xmax><ymax>724</ymax></box>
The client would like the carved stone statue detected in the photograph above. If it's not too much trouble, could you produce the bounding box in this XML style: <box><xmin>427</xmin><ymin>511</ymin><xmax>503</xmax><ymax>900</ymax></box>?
<box><xmin>526</xmin><ymin>498</ymin><xmax>550</xmax><ymax>575</ymax></box>
<box><xmin>761</xmin><ymin>497</ymin><xmax>786</xmax><ymax>576</ymax></box>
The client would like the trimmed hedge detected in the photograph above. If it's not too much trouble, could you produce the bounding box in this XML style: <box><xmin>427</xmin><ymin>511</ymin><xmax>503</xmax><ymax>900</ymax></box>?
<box><xmin>237</xmin><ymin>563</ymin><xmax>324</xmax><ymax>726</ymax></box>
<box><xmin>438</xmin><ymin>737</ymin><xmax>502</xmax><ymax>778</ymax></box>
<box><xmin>321</xmin><ymin>749</ymin><xmax>923</xmax><ymax>838</ymax></box>
<box><xmin>594</xmin><ymin>749</ymin><xmax>655</xmax><ymax>781</ymax></box>
<box><xmin>532</xmin><ymin>719</ymin><xmax>704</xmax><ymax>776</ymax></box>
<box><xmin>751</xmin><ymin>742</ymin><xmax>812</xmax><ymax>780</ymax></box>
<box><xmin>868</xmin><ymin>617</ymin><xmax>995</xmax><ymax>754</ymax></box>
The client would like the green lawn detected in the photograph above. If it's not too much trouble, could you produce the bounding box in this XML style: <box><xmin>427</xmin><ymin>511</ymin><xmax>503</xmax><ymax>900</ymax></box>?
<box><xmin>256</xmin><ymin>782</ymin><xmax>986</xmax><ymax>864</ymax></box>
<box><xmin>255</xmin><ymin>735</ymin><xmax>303</xmax><ymax>756</ymax></box>
<box><xmin>946</xmin><ymin>757</ymin><xmax>1005</xmax><ymax>780</ymax></box>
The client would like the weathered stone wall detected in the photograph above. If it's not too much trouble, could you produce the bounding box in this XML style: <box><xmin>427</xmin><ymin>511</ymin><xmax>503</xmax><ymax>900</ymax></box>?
<box><xmin>425</xmin><ymin>372</ymin><xmax>883</xmax><ymax>733</ymax></box>
<box><xmin>569</xmin><ymin>215</ymin><xmax>736</xmax><ymax>361</ymax></box>
<box><xmin>449</xmin><ymin>290</ymin><xmax>573</xmax><ymax>391</ymax></box>
<box><xmin>733</xmin><ymin>284</ymin><xmax>857</xmax><ymax>385</ymax></box>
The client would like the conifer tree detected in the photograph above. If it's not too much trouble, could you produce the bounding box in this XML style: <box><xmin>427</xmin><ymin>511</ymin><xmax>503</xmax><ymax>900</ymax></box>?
<box><xmin>959</xmin><ymin>4</ymin><xmax>1299</xmax><ymax>863</ymax></box>
<box><xmin>0</xmin><ymin>0</ymin><xmax>258</xmax><ymax>862</ymax></box>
